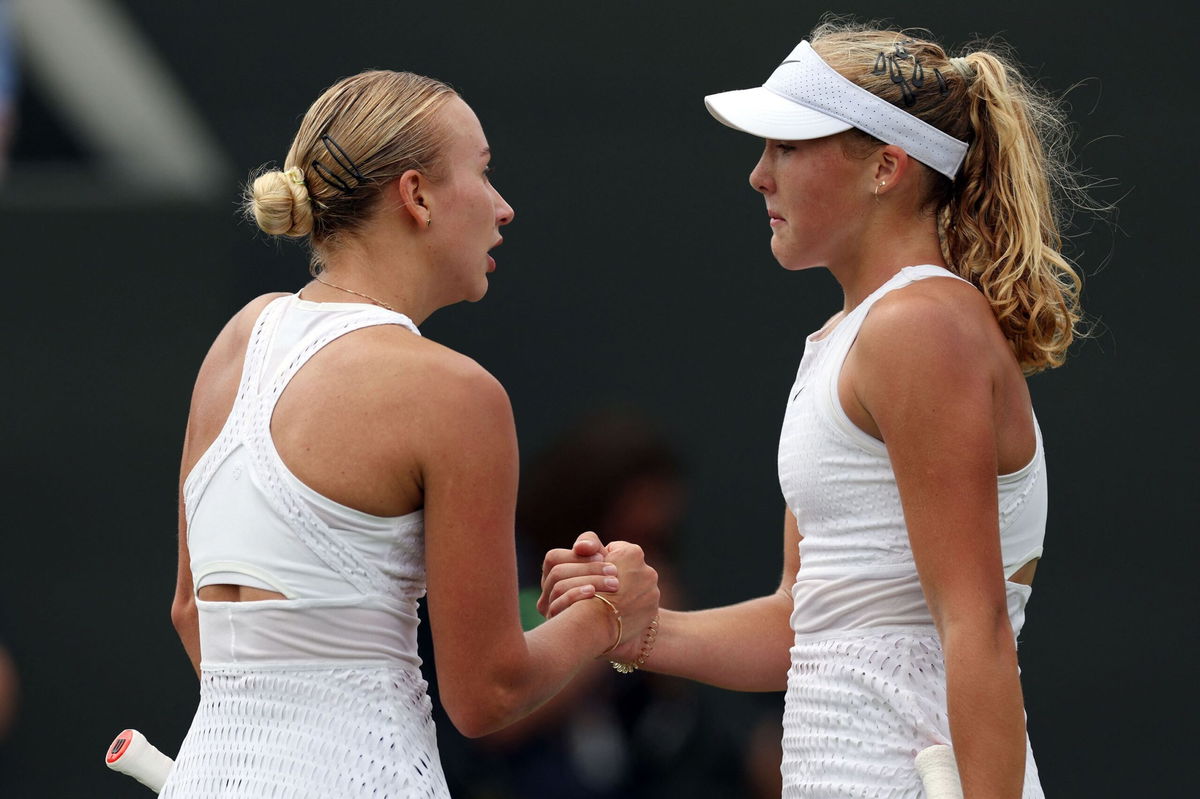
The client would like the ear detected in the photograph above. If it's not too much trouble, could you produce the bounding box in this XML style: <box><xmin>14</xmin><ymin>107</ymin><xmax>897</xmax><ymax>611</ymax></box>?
<box><xmin>394</xmin><ymin>168</ymin><xmax>433</xmax><ymax>228</ymax></box>
<box><xmin>872</xmin><ymin>145</ymin><xmax>912</xmax><ymax>195</ymax></box>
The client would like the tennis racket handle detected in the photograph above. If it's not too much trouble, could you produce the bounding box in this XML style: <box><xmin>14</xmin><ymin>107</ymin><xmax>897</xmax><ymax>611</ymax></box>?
<box><xmin>105</xmin><ymin>729</ymin><xmax>174</xmax><ymax>794</ymax></box>
<box><xmin>916</xmin><ymin>744</ymin><xmax>963</xmax><ymax>799</ymax></box>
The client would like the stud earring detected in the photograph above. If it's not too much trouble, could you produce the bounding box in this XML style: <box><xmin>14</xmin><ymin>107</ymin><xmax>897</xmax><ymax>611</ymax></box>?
<box><xmin>874</xmin><ymin>181</ymin><xmax>887</xmax><ymax>198</ymax></box>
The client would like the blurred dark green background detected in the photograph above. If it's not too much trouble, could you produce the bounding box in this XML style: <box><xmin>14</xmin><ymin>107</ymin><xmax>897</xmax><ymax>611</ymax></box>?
<box><xmin>0</xmin><ymin>1</ymin><xmax>1193</xmax><ymax>796</ymax></box>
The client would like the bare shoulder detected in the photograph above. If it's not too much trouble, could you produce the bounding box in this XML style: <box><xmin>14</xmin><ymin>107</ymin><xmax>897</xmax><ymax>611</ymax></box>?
<box><xmin>335</xmin><ymin>325</ymin><xmax>512</xmax><ymax>420</ymax></box>
<box><xmin>201</xmin><ymin>292</ymin><xmax>290</xmax><ymax>372</ymax></box>
<box><xmin>846</xmin><ymin>276</ymin><xmax>1011</xmax><ymax>418</ymax></box>
<box><xmin>858</xmin><ymin>277</ymin><xmax>998</xmax><ymax>368</ymax></box>
<box><xmin>334</xmin><ymin>328</ymin><xmax>516</xmax><ymax>476</ymax></box>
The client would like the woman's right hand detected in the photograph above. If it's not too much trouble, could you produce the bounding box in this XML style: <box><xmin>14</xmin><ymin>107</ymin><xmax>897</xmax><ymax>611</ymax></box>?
<box><xmin>537</xmin><ymin>531</ymin><xmax>611</xmax><ymax>619</ymax></box>
<box><xmin>539</xmin><ymin>532</ymin><xmax>659</xmax><ymax>658</ymax></box>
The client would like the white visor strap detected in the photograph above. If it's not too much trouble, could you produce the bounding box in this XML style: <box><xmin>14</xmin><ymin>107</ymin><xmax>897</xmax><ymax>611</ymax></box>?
<box><xmin>763</xmin><ymin>41</ymin><xmax>969</xmax><ymax>180</ymax></box>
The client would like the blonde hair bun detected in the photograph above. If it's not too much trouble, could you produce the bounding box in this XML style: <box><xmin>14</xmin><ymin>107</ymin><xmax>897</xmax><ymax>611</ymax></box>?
<box><xmin>249</xmin><ymin>166</ymin><xmax>314</xmax><ymax>237</ymax></box>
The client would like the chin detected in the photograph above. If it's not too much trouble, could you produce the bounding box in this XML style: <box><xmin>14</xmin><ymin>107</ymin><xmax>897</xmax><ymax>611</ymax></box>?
<box><xmin>771</xmin><ymin>243</ymin><xmax>820</xmax><ymax>272</ymax></box>
<box><xmin>771</xmin><ymin>250</ymin><xmax>807</xmax><ymax>272</ymax></box>
<box><xmin>465</xmin><ymin>279</ymin><xmax>490</xmax><ymax>303</ymax></box>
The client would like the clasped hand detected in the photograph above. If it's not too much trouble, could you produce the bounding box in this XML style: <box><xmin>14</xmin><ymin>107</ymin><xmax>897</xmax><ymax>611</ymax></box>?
<box><xmin>538</xmin><ymin>531</ymin><xmax>660</xmax><ymax>663</ymax></box>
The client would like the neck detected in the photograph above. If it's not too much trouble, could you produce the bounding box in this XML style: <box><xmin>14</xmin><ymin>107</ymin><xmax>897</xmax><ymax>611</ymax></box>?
<box><xmin>827</xmin><ymin>208</ymin><xmax>946</xmax><ymax>312</ymax></box>
<box><xmin>307</xmin><ymin>223</ymin><xmax>440</xmax><ymax>325</ymax></box>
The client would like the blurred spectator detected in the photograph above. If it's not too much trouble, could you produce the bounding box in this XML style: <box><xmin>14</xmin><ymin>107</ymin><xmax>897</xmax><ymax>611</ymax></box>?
<box><xmin>426</xmin><ymin>407</ymin><xmax>765</xmax><ymax>798</ymax></box>
<box><xmin>516</xmin><ymin>407</ymin><xmax>686</xmax><ymax>604</ymax></box>
<box><xmin>0</xmin><ymin>0</ymin><xmax>16</xmax><ymax>180</ymax></box>
<box><xmin>0</xmin><ymin>607</ymin><xmax>20</xmax><ymax>770</ymax></box>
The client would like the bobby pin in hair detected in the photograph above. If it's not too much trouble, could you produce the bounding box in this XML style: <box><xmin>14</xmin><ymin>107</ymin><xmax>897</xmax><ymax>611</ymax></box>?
<box><xmin>311</xmin><ymin>134</ymin><xmax>367</xmax><ymax>194</ymax></box>
<box><xmin>886</xmin><ymin>55</ymin><xmax>916</xmax><ymax>107</ymax></box>
<box><xmin>872</xmin><ymin>48</ymin><xmax>949</xmax><ymax>106</ymax></box>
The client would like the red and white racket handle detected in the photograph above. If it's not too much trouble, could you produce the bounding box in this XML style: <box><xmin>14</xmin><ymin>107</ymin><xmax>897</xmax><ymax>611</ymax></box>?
<box><xmin>916</xmin><ymin>744</ymin><xmax>963</xmax><ymax>799</ymax></box>
<box><xmin>105</xmin><ymin>729</ymin><xmax>175</xmax><ymax>794</ymax></box>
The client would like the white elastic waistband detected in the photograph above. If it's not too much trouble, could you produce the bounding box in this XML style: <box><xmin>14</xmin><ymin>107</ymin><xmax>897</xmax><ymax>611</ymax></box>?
<box><xmin>790</xmin><ymin>572</ymin><xmax>1031</xmax><ymax>640</ymax></box>
<box><xmin>198</xmin><ymin>596</ymin><xmax>421</xmax><ymax>668</ymax></box>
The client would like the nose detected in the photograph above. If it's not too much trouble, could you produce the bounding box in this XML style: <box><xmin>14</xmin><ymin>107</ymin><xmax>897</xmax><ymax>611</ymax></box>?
<box><xmin>493</xmin><ymin>186</ymin><xmax>515</xmax><ymax>226</ymax></box>
<box><xmin>749</xmin><ymin>144</ymin><xmax>773</xmax><ymax>195</ymax></box>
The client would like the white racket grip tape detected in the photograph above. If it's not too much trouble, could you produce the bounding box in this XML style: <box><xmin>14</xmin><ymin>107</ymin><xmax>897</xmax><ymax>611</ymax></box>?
<box><xmin>916</xmin><ymin>744</ymin><xmax>963</xmax><ymax>799</ymax></box>
<box><xmin>105</xmin><ymin>729</ymin><xmax>175</xmax><ymax>794</ymax></box>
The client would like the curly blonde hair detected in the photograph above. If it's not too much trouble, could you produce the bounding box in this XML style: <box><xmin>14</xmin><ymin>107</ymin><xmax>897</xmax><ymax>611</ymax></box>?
<box><xmin>811</xmin><ymin>19</ymin><xmax>1092</xmax><ymax>373</ymax></box>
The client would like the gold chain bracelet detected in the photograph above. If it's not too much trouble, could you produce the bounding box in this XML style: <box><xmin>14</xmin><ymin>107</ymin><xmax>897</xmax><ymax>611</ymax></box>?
<box><xmin>610</xmin><ymin>614</ymin><xmax>659</xmax><ymax>674</ymax></box>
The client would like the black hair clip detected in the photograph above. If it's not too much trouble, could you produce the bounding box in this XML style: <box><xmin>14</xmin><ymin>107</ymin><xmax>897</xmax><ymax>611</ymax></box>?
<box><xmin>886</xmin><ymin>55</ymin><xmax>916</xmax><ymax>107</ymax></box>
<box><xmin>910</xmin><ymin>58</ymin><xmax>925</xmax><ymax>88</ymax></box>
<box><xmin>934</xmin><ymin>68</ymin><xmax>948</xmax><ymax>96</ymax></box>
<box><xmin>312</xmin><ymin>134</ymin><xmax>367</xmax><ymax>194</ymax></box>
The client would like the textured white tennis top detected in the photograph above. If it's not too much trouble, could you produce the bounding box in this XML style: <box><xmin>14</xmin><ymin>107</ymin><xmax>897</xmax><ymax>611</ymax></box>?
<box><xmin>778</xmin><ymin>265</ymin><xmax>1047</xmax><ymax>639</ymax></box>
<box><xmin>183</xmin><ymin>294</ymin><xmax>429</xmax><ymax>667</ymax></box>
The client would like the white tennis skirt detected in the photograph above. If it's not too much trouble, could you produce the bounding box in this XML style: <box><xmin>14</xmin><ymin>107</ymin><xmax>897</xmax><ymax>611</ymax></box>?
<box><xmin>782</xmin><ymin>627</ymin><xmax>1043</xmax><ymax>798</ymax></box>
<box><xmin>159</xmin><ymin>663</ymin><xmax>449</xmax><ymax>799</ymax></box>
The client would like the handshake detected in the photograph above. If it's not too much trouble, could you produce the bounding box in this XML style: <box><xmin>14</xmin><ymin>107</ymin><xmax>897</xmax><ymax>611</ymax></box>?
<box><xmin>537</xmin><ymin>531</ymin><xmax>662</xmax><ymax>669</ymax></box>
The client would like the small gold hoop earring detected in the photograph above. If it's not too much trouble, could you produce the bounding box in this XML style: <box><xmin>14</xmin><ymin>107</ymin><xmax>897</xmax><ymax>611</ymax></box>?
<box><xmin>874</xmin><ymin>180</ymin><xmax>887</xmax><ymax>198</ymax></box>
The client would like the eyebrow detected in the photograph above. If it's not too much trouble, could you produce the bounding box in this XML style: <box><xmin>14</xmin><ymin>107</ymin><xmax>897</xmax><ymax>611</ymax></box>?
<box><xmin>481</xmin><ymin>147</ymin><xmax>491</xmax><ymax>158</ymax></box>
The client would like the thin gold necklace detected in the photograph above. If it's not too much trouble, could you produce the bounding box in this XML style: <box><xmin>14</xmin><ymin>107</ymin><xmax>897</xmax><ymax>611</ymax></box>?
<box><xmin>312</xmin><ymin>274</ymin><xmax>398</xmax><ymax>313</ymax></box>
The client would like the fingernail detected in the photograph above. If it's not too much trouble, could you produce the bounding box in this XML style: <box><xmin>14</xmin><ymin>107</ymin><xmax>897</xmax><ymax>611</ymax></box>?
<box><xmin>588</xmin><ymin>553</ymin><xmax>604</xmax><ymax>562</ymax></box>
<box><xmin>604</xmin><ymin>577</ymin><xmax>619</xmax><ymax>590</ymax></box>
<box><xmin>580</xmin><ymin>584</ymin><xmax>595</xmax><ymax>595</ymax></box>
<box><xmin>602</xmin><ymin>564</ymin><xmax>618</xmax><ymax>576</ymax></box>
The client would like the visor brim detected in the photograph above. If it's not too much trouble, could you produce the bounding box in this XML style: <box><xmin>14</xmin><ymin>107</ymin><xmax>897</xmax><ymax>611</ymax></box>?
<box><xmin>704</xmin><ymin>87</ymin><xmax>853</xmax><ymax>141</ymax></box>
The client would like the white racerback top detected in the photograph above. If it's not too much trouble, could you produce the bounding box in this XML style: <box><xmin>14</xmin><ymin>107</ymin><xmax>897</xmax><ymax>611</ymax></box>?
<box><xmin>778</xmin><ymin>265</ymin><xmax>1047</xmax><ymax>639</ymax></box>
<box><xmin>182</xmin><ymin>294</ymin><xmax>429</xmax><ymax>667</ymax></box>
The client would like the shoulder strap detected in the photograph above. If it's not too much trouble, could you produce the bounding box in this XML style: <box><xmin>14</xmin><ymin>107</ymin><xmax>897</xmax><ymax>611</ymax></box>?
<box><xmin>898</xmin><ymin>264</ymin><xmax>972</xmax><ymax>285</ymax></box>
<box><xmin>262</xmin><ymin>306</ymin><xmax>419</xmax><ymax>400</ymax></box>
<box><xmin>182</xmin><ymin>296</ymin><xmax>291</xmax><ymax>524</ymax></box>
<box><xmin>831</xmin><ymin>265</ymin><xmax>971</xmax><ymax>342</ymax></box>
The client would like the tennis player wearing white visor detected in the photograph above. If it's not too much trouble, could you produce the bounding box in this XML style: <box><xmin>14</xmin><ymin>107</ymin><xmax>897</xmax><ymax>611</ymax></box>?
<box><xmin>541</xmin><ymin>18</ymin><xmax>1095</xmax><ymax>798</ymax></box>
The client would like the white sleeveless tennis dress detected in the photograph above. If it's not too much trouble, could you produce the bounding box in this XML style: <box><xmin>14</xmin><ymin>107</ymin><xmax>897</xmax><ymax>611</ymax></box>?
<box><xmin>778</xmin><ymin>266</ymin><xmax>1046</xmax><ymax>797</ymax></box>
<box><xmin>160</xmin><ymin>295</ymin><xmax>451</xmax><ymax>799</ymax></box>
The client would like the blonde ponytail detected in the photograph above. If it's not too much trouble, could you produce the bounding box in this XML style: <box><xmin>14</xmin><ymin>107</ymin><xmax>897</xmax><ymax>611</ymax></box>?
<box><xmin>942</xmin><ymin>50</ymin><xmax>1082</xmax><ymax>374</ymax></box>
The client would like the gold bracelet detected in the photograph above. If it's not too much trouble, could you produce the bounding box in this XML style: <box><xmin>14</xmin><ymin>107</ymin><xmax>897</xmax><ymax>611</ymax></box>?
<box><xmin>610</xmin><ymin>614</ymin><xmax>659</xmax><ymax>674</ymax></box>
<box><xmin>589</xmin><ymin>594</ymin><xmax>622</xmax><ymax>655</ymax></box>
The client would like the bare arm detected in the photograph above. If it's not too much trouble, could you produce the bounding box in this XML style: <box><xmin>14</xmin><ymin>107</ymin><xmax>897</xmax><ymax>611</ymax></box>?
<box><xmin>171</xmin><ymin>425</ymin><xmax>200</xmax><ymax>678</ymax></box>
<box><xmin>853</xmin><ymin>288</ymin><xmax>1026</xmax><ymax>799</ymax></box>
<box><xmin>420</xmin><ymin>362</ymin><xmax>659</xmax><ymax>738</ymax></box>
<box><xmin>541</xmin><ymin>507</ymin><xmax>799</xmax><ymax>692</ymax></box>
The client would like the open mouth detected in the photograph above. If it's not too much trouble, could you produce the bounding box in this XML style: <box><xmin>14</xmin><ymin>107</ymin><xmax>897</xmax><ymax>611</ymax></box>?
<box><xmin>487</xmin><ymin>237</ymin><xmax>503</xmax><ymax>272</ymax></box>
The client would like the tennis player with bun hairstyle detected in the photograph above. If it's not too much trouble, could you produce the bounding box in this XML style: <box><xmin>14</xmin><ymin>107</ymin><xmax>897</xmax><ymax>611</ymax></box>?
<box><xmin>165</xmin><ymin>70</ymin><xmax>659</xmax><ymax>798</ymax></box>
<box><xmin>542</xmin><ymin>19</ymin><xmax>1094</xmax><ymax>798</ymax></box>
